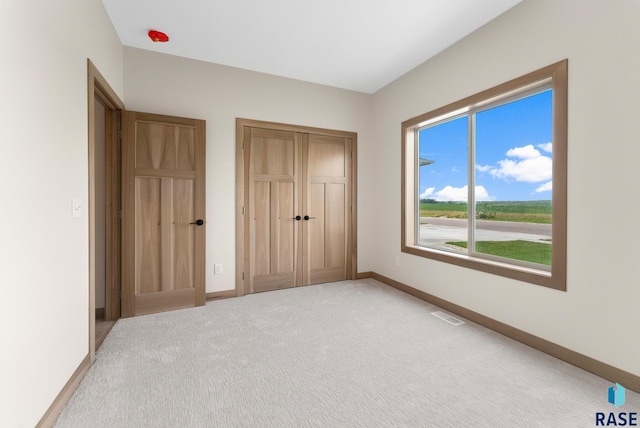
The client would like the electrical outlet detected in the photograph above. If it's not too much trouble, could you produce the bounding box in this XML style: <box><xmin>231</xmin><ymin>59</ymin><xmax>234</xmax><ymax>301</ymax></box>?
<box><xmin>395</xmin><ymin>256</ymin><xmax>400</xmax><ymax>266</ymax></box>
<box><xmin>214</xmin><ymin>264</ymin><xmax>222</xmax><ymax>275</ymax></box>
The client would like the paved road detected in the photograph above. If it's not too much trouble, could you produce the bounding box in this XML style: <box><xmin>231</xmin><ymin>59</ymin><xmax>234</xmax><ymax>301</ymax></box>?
<box><xmin>418</xmin><ymin>217</ymin><xmax>551</xmax><ymax>250</ymax></box>
<box><xmin>420</xmin><ymin>217</ymin><xmax>551</xmax><ymax>235</ymax></box>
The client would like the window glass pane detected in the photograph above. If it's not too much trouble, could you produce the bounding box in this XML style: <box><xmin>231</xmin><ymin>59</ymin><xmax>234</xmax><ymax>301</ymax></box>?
<box><xmin>417</xmin><ymin>115</ymin><xmax>468</xmax><ymax>253</ymax></box>
<box><xmin>473</xmin><ymin>89</ymin><xmax>553</xmax><ymax>266</ymax></box>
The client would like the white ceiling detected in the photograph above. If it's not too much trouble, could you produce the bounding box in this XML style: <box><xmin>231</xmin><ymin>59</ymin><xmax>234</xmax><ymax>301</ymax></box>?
<box><xmin>101</xmin><ymin>0</ymin><xmax>522</xmax><ymax>94</ymax></box>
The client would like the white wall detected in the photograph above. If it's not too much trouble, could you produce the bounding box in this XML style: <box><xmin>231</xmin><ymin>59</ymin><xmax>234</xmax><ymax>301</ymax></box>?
<box><xmin>0</xmin><ymin>1</ymin><xmax>123</xmax><ymax>425</ymax></box>
<box><xmin>123</xmin><ymin>47</ymin><xmax>374</xmax><ymax>292</ymax></box>
<box><xmin>371</xmin><ymin>0</ymin><xmax>640</xmax><ymax>376</ymax></box>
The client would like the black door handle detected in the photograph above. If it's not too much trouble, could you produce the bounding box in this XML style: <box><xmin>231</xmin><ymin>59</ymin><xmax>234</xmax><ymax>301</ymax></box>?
<box><xmin>190</xmin><ymin>219</ymin><xmax>204</xmax><ymax>226</ymax></box>
<box><xmin>292</xmin><ymin>215</ymin><xmax>302</xmax><ymax>221</ymax></box>
<box><xmin>304</xmin><ymin>215</ymin><xmax>316</xmax><ymax>221</ymax></box>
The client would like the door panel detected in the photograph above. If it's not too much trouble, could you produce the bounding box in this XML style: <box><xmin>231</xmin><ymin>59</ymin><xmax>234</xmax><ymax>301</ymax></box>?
<box><xmin>276</xmin><ymin>182</ymin><xmax>295</xmax><ymax>273</ymax></box>
<box><xmin>325</xmin><ymin>183</ymin><xmax>346</xmax><ymax>267</ymax></box>
<box><xmin>304</xmin><ymin>134</ymin><xmax>351</xmax><ymax>285</ymax></box>
<box><xmin>173</xmin><ymin>179</ymin><xmax>196</xmax><ymax>290</ymax></box>
<box><xmin>135</xmin><ymin>177</ymin><xmax>161</xmax><ymax>294</ymax></box>
<box><xmin>247</xmin><ymin>127</ymin><xmax>300</xmax><ymax>293</ymax></box>
<box><xmin>307</xmin><ymin>182</ymin><xmax>326</xmax><ymax>272</ymax></box>
<box><xmin>135</xmin><ymin>123</ymin><xmax>196</xmax><ymax>170</ymax></box>
<box><xmin>253</xmin><ymin>180</ymin><xmax>271</xmax><ymax>276</ymax></box>
<box><xmin>122</xmin><ymin>111</ymin><xmax>205</xmax><ymax>317</ymax></box>
<box><xmin>307</xmin><ymin>138</ymin><xmax>346</xmax><ymax>177</ymax></box>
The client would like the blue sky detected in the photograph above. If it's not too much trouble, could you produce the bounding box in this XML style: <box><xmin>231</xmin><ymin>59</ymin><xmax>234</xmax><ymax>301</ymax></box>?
<box><xmin>419</xmin><ymin>89</ymin><xmax>553</xmax><ymax>202</ymax></box>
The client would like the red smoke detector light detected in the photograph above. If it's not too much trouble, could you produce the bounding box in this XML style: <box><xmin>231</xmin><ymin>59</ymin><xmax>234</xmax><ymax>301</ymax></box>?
<box><xmin>148</xmin><ymin>30</ymin><xmax>169</xmax><ymax>43</ymax></box>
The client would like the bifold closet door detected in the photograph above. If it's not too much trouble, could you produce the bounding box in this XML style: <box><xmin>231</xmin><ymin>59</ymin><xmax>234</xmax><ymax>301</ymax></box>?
<box><xmin>245</xmin><ymin>126</ymin><xmax>351</xmax><ymax>294</ymax></box>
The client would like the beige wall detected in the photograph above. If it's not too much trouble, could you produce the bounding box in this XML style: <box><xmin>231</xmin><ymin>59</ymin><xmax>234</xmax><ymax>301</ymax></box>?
<box><xmin>371</xmin><ymin>0</ymin><xmax>640</xmax><ymax>376</ymax></box>
<box><xmin>123</xmin><ymin>47</ymin><xmax>375</xmax><ymax>292</ymax></box>
<box><xmin>0</xmin><ymin>1</ymin><xmax>123</xmax><ymax>425</ymax></box>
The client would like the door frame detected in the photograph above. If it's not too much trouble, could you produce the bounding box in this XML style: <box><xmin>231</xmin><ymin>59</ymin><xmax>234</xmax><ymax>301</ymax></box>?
<box><xmin>235</xmin><ymin>118</ymin><xmax>358</xmax><ymax>296</ymax></box>
<box><xmin>88</xmin><ymin>60</ymin><xmax>124</xmax><ymax>362</ymax></box>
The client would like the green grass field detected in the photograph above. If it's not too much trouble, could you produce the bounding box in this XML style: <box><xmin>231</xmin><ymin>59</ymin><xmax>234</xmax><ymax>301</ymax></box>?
<box><xmin>420</xmin><ymin>200</ymin><xmax>551</xmax><ymax>224</ymax></box>
<box><xmin>447</xmin><ymin>240</ymin><xmax>551</xmax><ymax>265</ymax></box>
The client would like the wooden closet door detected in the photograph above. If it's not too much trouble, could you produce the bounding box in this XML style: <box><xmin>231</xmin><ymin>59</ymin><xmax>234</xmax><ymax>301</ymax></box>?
<box><xmin>303</xmin><ymin>134</ymin><xmax>352</xmax><ymax>285</ymax></box>
<box><xmin>122</xmin><ymin>111</ymin><xmax>206</xmax><ymax>317</ymax></box>
<box><xmin>246</xmin><ymin>127</ymin><xmax>302</xmax><ymax>293</ymax></box>
<box><xmin>240</xmin><ymin>121</ymin><xmax>355</xmax><ymax>295</ymax></box>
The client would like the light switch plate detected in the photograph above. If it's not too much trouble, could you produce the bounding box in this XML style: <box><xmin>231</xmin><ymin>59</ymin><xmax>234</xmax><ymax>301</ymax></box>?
<box><xmin>72</xmin><ymin>199</ymin><xmax>82</xmax><ymax>218</ymax></box>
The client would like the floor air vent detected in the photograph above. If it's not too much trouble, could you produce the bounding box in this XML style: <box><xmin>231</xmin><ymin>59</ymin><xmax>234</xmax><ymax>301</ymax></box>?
<box><xmin>431</xmin><ymin>311</ymin><xmax>465</xmax><ymax>326</ymax></box>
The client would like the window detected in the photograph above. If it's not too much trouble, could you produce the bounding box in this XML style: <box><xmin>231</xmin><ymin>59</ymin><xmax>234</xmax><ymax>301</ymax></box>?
<box><xmin>401</xmin><ymin>60</ymin><xmax>567</xmax><ymax>290</ymax></box>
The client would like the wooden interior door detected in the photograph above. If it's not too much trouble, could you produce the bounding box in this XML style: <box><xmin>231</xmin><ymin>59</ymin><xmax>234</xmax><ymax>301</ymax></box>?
<box><xmin>245</xmin><ymin>127</ymin><xmax>302</xmax><ymax>293</ymax></box>
<box><xmin>242</xmin><ymin>122</ymin><xmax>354</xmax><ymax>294</ymax></box>
<box><xmin>122</xmin><ymin>111</ymin><xmax>206</xmax><ymax>317</ymax></box>
<box><xmin>303</xmin><ymin>134</ymin><xmax>352</xmax><ymax>285</ymax></box>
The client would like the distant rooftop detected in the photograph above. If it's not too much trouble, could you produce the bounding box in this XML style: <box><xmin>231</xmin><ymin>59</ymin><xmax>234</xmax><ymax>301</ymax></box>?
<box><xmin>420</xmin><ymin>158</ymin><xmax>434</xmax><ymax>166</ymax></box>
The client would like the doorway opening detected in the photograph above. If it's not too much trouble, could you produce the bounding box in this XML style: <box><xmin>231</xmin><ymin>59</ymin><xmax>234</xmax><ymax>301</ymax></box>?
<box><xmin>88</xmin><ymin>60</ymin><xmax>124</xmax><ymax>360</ymax></box>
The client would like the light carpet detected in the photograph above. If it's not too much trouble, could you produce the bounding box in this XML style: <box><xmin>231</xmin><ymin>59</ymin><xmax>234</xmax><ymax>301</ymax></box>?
<box><xmin>54</xmin><ymin>279</ymin><xmax>639</xmax><ymax>427</ymax></box>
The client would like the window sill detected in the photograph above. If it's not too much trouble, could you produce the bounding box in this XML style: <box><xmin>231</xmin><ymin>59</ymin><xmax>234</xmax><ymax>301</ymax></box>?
<box><xmin>401</xmin><ymin>244</ymin><xmax>565</xmax><ymax>291</ymax></box>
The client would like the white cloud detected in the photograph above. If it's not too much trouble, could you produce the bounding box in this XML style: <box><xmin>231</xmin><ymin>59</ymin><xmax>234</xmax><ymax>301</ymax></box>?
<box><xmin>432</xmin><ymin>185</ymin><xmax>493</xmax><ymax>202</ymax></box>
<box><xmin>506</xmin><ymin>144</ymin><xmax>540</xmax><ymax>159</ymax></box>
<box><xmin>535</xmin><ymin>181</ymin><xmax>552</xmax><ymax>193</ymax></box>
<box><xmin>434</xmin><ymin>186</ymin><xmax>465</xmax><ymax>201</ymax></box>
<box><xmin>476</xmin><ymin>164</ymin><xmax>492</xmax><ymax>172</ymax></box>
<box><xmin>473</xmin><ymin>186</ymin><xmax>493</xmax><ymax>201</ymax></box>
<box><xmin>420</xmin><ymin>187</ymin><xmax>435</xmax><ymax>199</ymax></box>
<box><xmin>489</xmin><ymin>144</ymin><xmax>552</xmax><ymax>183</ymax></box>
<box><xmin>538</xmin><ymin>142</ymin><xmax>552</xmax><ymax>153</ymax></box>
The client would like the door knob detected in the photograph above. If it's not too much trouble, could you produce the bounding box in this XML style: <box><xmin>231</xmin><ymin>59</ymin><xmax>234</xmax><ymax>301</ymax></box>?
<box><xmin>303</xmin><ymin>215</ymin><xmax>316</xmax><ymax>221</ymax></box>
<box><xmin>190</xmin><ymin>219</ymin><xmax>205</xmax><ymax>226</ymax></box>
<box><xmin>292</xmin><ymin>215</ymin><xmax>302</xmax><ymax>221</ymax></box>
